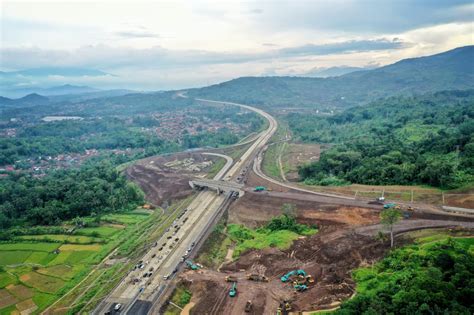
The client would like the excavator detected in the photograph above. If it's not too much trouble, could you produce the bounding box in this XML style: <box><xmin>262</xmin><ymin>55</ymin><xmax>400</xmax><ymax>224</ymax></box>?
<box><xmin>281</xmin><ymin>269</ymin><xmax>306</xmax><ymax>282</ymax></box>
<box><xmin>229</xmin><ymin>282</ymin><xmax>237</xmax><ymax>297</ymax></box>
<box><xmin>225</xmin><ymin>275</ymin><xmax>238</xmax><ymax>282</ymax></box>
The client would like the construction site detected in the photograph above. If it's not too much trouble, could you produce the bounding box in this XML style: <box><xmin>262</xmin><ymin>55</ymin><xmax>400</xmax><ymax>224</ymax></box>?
<box><xmin>119</xmin><ymin>99</ymin><xmax>474</xmax><ymax>315</ymax></box>
<box><xmin>123</xmin><ymin>147</ymin><xmax>474</xmax><ymax>314</ymax></box>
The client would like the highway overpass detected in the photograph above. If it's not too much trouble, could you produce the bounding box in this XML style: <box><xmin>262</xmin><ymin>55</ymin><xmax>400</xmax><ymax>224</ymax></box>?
<box><xmin>189</xmin><ymin>179</ymin><xmax>245</xmax><ymax>197</ymax></box>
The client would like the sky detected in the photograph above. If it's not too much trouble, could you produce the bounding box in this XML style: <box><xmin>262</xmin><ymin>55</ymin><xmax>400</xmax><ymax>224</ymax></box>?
<box><xmin>1</xmin><ymin>0</ymin><xmax>473</xmax><ymax>91</ymax></box>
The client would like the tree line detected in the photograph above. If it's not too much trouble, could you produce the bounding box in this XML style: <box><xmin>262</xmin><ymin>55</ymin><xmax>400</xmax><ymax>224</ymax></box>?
<box><xmin>0</xmin><ymin>160</ymin><xmax>144</xmax><ymax>228</ymax></box>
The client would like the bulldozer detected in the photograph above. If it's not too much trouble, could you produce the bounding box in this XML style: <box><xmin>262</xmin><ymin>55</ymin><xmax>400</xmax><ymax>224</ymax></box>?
<box><xmin>247</xmin><ymin>273</ymin><xmax>269</xmax><ymax>282</ymax></box>
<box><xmin>229</xmin><ymin>282</ymin><xmax>237</xmax><ymax>297</ymax></box>
<box><xmin>225</xmin><ymin>275</ymin><xmax>238</xmax><ymax>282</ymax></box>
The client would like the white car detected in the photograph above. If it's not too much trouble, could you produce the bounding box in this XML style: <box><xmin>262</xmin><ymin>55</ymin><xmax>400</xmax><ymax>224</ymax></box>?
<box><xmin>114</xmin><ymin>303</ymin><xmax>122</xmax><ymax>311</ymax></box>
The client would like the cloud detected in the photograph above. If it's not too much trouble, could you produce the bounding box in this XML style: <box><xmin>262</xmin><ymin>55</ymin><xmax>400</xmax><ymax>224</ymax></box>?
<box><xmin>278</xmin><ymin>38</ymin><xmax>409</xmax><ymax>57</ymax></box>
<box><xmin>1</xmin><ymin>38</ymin><xmax>409</xmax><ymax>71</ymax></box>
<box><xmin>115</xmin><ymin>30</ymin><xmax>160</xmax><ymax>39</ymax></box>
<box><xmin>251</xmin><ymin>0</ymin><xmax>474</xmax><ymax>33</ymax></box>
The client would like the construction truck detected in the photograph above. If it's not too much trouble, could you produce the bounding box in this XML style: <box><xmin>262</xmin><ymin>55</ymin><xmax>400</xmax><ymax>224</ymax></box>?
<box><xmin>281</xmin><ymin>269</ymin><xmax>306</xmax><ymax>282</ymax></box>
<box><xmin>229</xmin><ymin>282</ymin><xmax>237</xmax><ymax>297</ymax></box>
<box><xmin>245</xmin><ymin>300</ymin><xmax>252</xmax><ymax>313</ymax></box>
<box><xmin>247</xmin><ymin>273</ymin><xmax>268</xmax><ymax>282</ymax></box>
<box><xmin>253</xmin><ymin>186</ymin><xmax>266</xmax><ymax>192</ymax></box>
<box><xmin>225</xmin><ymin>275</ymin><xmax>237</xmax><ymax>282</ymax></box>
<box><xmin>185</xmin><ymin>260</ymin><xmax>199</xmax><ymax>270</ymax></box>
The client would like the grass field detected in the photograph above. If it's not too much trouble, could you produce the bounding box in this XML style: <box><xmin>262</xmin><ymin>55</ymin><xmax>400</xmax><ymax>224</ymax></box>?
<box><xmin>228</xmin><ymin>224</ymin><xmax>308</xmax><ymax>257</ymax></box>
<box><xmin>0</xmin><ymin>210</ymin><xmax>152</xmax><ymax>314</ymax></box>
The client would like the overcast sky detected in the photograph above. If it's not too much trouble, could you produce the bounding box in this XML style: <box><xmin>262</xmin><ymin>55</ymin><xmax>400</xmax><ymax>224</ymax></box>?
<box><xmin>1</xmin><ymin>0</ymin><xmax>473</xmax><ymax>90</ymax></box>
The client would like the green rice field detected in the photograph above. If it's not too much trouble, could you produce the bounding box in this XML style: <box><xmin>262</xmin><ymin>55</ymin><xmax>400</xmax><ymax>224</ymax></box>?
<box><xmin>0</xmin><ymin>211</ymin><xmax>152</xmax><ymax>315</ymax></box>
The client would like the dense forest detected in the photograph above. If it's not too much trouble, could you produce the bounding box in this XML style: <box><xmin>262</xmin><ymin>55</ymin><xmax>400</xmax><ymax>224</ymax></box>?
<box><xmin>336</xmin><ymin>238</ymin><xmax>474</xmax><ymax>314</ymax></box>
<box><xmin>0</xmin><ymin>160</ymin><xmax>144</xmax><ymax>228</ymax></box>
<box><xmin>292</xmin><ymin>90</ymin><xmax>474</xmax><ymax>189</ymax></box>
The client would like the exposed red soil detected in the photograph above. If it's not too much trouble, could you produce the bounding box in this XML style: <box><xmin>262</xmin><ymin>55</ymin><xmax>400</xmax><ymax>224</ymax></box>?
<box><xmin>124</xmin><ymin>151</ymin><xmax>474</xmax><ymax>314</ymax></box>
<box><xmin>125</xmin><ymin>152</ymin><xmax>217</xmax><ymax>206</ymax></box>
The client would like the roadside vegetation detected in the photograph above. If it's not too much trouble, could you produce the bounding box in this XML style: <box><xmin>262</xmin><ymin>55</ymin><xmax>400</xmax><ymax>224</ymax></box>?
<box><xmin>196</xmin><ymin>207</ymin><xmax>317</xmax><ymax>267</ymax></box>
<box><xmin>163</xmin><ymin>285</ymin><xmax>193</xmax><ymax>315</ymax></box>
<box><xmin>291</xmin><ymin>90</ymin><xmax>474</xmax><ymax>189</ymax></box>
<box><xmin>195</xmin><ymin>223</ymin><xmax>232</xmax><ymax>269</ymax></box>
<box><xmin>336</xmin><ymin>236</ymin><xmax>474</xmax><ymax>314</ymax></box>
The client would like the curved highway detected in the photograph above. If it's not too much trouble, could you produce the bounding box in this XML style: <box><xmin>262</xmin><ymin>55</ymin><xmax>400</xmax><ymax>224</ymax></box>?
<box><xmin>195</xmin><ymin>98</ymin><xmax>355</xmax><ymax>200</ymax></box>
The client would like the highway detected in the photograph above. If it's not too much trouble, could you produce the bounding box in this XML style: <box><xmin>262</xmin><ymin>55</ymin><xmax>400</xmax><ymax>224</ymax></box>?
<box><xmin>94</xmin><ymin>96</ymin><xmax>355</xmax><ymax>315</ymax></box>
<box><xmin>196</xmin><ymin>98</ymin><xmax>356</xmax><ymax>200</ymax></box>
<box><xmin>93</xmin><ymin>100</ymin><xmax>278</xmax><ymax>314</ymax></box>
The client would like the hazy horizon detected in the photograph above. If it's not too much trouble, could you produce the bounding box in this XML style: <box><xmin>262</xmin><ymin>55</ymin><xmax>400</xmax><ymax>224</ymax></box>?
<box><xmin>1</xmin><ymin>0</ymin><xmax>473</xmax><ymax>91</ymax></box>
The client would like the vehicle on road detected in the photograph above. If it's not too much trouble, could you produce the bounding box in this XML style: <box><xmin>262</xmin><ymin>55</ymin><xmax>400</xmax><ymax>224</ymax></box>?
<box><xmin>114</xmin><ymin>303</ymin><xmax>122</xmax><ymax>311</ymax></box>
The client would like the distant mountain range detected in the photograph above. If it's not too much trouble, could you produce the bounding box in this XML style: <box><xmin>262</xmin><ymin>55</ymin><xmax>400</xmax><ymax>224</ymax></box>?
<box><xmin>5</xmin><ymin>84</ymin><xmax>100</xmax><ymax>97</ymax></box>
<box><xmin>0</xmin><ymin>93</ymin><xmax>50</xmax><ymax>107</ymax></box>
<box><xmin>0</xmin><ymin>67</ymin><xmax>111</xmax><ymax>98</ymax></box>
<box><xmin>0</xmin><ymin>67</ymin><xmax>110</xmax><ymax>77</ymax></box>
<box><xmin>189</xmin><ymin>46</ymin><xmax>474</xmax><ymax>108</ymax></box>
<box><xmin>1</xmin><ymin>46</ymin><xmax>473</xmax><ymax>111</ymax></box>
<box><xmin>0</xmin><ymin>86</ymin><xmax>137</xmax><ymax>107</ymax></box>
<box><xmin>303</xmin><ymin>65</ymin><xmax>378</xmax><ymax>78</ymax></box>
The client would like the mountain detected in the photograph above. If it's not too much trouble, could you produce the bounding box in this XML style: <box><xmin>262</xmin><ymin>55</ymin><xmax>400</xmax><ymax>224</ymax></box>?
<box><xmin>0</xmin><ymin>93</ymin><xmax>50</xmax><ymax>107</ymax></box>
<box><xmin>47</xmin><ymin>89</ymin><xmax>138</xmax><ymax>102</ymax></box>
<box><xmin>0</xmin><ymin>67</ymin><xmax>111</xmax><ymax>98</ymax></box>
<box><xmin>0</xmin><ymin>84</ymin><xmax>100</xmax><ymax>98</ymax></box>
<box><xmin>304</xmin><ymin>65</ymin><xmax>377</xmax><ymax>78</ymax></box>
<box><xmin>41</xmin><ymin>84</ymin><xmax>100</xmax><ymax>96</ymax></box>
<box><xmin>1</xmin><ymin>67</ymin><xmax>110</xmax><ymax>77</ymax></box>
<box><xmin>189</xmin><ymin>46</ymin><xmax>474</xmax><ymax>109</ymax></box>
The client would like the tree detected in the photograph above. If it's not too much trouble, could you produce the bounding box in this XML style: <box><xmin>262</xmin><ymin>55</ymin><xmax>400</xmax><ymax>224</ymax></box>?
<box><xmin>380</xmin><ymin>209</ymin><xmax>401</xmax><ymax>248</ymax></box>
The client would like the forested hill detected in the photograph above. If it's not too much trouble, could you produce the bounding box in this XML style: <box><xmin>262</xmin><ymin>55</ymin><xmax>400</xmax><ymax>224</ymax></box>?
<box><xmin>293</xmin><ymin>90</ymin><xmax>474</xmax><ymax>189</ymax></box>
<box><xmin>189</xmin><ymin>46</ymin><xmax>474</xmax><ymax>109</ymax></box>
